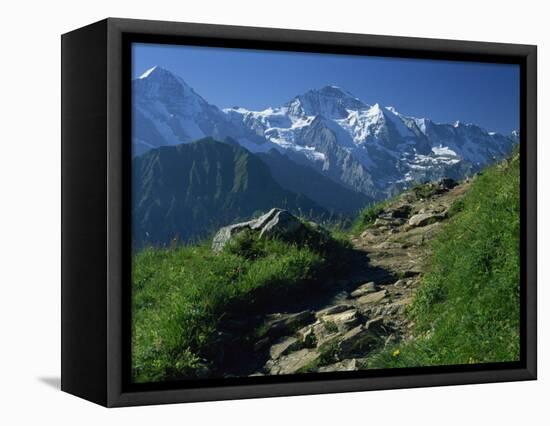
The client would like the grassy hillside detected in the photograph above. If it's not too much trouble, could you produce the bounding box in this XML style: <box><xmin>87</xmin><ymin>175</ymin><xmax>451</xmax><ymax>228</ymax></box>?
<box><xmin>132</xmin><ymin>229</ymin><xmax>351</xmax><ymax>383</ymax></box>
<box><xmin>131</xmin><ymin>149</ymin><xmax>520</xmax><ymax>382</ymax></box>
<box><xmin>369</xmin><ymin>150</ymin><xmax>520</xmax><ymax>368</ymax></box>
<box><xmin>132</xmin><ymin>138</ymin><xmax>327</xmax><ymax>247</ymax></box>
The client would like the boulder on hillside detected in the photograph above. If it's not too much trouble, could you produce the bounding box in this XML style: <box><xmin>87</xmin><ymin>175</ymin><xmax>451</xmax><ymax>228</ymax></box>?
<box><xmin>408</xmin><ymin>211</ymin><xmax>447</xmax><ymax>228</ymax></box>
<box><xmin>211</xmin><ymin>208</ymin><xmax>327</xmax><ymax>252</ymax></box>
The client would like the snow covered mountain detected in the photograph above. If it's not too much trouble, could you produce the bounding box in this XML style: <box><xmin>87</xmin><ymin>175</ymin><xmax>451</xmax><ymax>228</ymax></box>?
<box><xmin>132</xmin><ymin>66</ymin><xmax>269</xmax><ymax>156</ymax></box>
<box><xmin>133</xmin><ymin>67</ymin><xmax>517</xmax><ymax>199</ymax></box>
<box><xmin>225</xmin><ymin>86</ymin><xmax>517</xmax><ymax>197</ymax></box>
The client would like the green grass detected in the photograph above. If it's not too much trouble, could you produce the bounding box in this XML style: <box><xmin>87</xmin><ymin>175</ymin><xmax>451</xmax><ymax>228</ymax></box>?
<box><xmin>323</xmin><ymin>321</ymin><xmax>338</xmax><ymax>334</ymax></box>
<box><xmin>446</xmin><ymin>197</ymin><xmax>465</xmax><ymax>218</ymax></box>
<box><xmin>132</xmin><ymin>228</ymin><xmax>350</xmax><ymax>383</ymax></box>
<box><xmin>369</xmin><ymin>150</ymin><xmax>520</xmax><ymax>368</ymax></box>
<box><xmin>132</xmin><ymin>149</ymin><xmax>521</xmax><ymax>380</ymax></box>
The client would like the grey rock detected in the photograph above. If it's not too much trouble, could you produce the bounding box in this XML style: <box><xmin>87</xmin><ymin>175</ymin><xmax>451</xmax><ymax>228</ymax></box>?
<box><xmin>321</xmin><ymin>309</ymin><xmax>361</xmax><ymax>331</ymax></box>
<box><xmin>266</xmin><ymin>349</ymin><xmax>320</xmax><ymax>375</ymax></box>
<box><xmin>338</xmin><ymin>325</ymin><xmax>381</xmax><ymax>357</ymax></box>
<box><xmin>350</xmin><ymin>282</ymin><xmax>379</xmax><ymax>298</ymax></box>
<box><xmin>357</xmin><ymin>290</ymin><xmax>387</xmax><ymax>306</ymax></box>
<box><xmin>211</xmin><ymin>220</ymin><xmax>254</xmax><ymax>252</ymax></box>
<box><xmin>318</xmin><ymin>358</ymin><xmax>359</xmax><ymax>373</ymax></box>
<box><xmin>212</xmin><ymin>208</ymin><xmax>326</xmax><ymax>252</ymax></box>
<box><xmin>373</xmin><ymin>241</ymin><xmax>404</xmax><ymax>249</ymax></box>
<box><xmin>269</xmin><ymin>336</ymin><xmax>301</xmax><ymax>359</ymax></box>
<box><xmin>365</xmin><ymin>316</ymin><xmax>392</xmax><ymax>335</ymax></box>
<box><xmin>393</xmin><ymin>279</ymin><xmax>407</xmax><ymax>288</ymax></box>
<box><xmin>211</xmin><ymin>208</ymin><xmax>282</xmax><ymax>252</ymax></box>
<box><xmin>316</xmin><ymin>304</ymin><xmax>355</xmax><ymax>318</ymax></box>
<box><xmin>259</xmin><ymin>311</ymin><xmax>315</xmax><ymax>340</ymax></box>
<box><xmin>408</xmin><ymin>212</ymin><xmax>446</xmax><ymax>228</ymax></box>
<box><xmin>373</xmin><ymin>218</ymin><xmax>397</xmax><ymax>228</ymax></box>
<box><xmin>258</xmin><ymin>209</ymin><xmax>303</xmax><ymax>239</ymax></box>
<box><xmin>309</xmin><ymin>321</ymin><xmax>339</xmax><ymax>346</ymax></box>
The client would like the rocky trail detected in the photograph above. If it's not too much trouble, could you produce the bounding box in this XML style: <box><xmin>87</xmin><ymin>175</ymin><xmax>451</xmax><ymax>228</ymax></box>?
<box><xmin>214</xmin><ymin>178</ymin><xmax>471</xmax><ymax>377</ymax></box>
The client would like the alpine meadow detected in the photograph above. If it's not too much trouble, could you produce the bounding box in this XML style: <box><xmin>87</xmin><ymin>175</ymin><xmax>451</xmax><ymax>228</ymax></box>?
<box><xmin>130</xmin><ymin>47</ymin><xmax>520</xmax><ymax>383</ymax></box>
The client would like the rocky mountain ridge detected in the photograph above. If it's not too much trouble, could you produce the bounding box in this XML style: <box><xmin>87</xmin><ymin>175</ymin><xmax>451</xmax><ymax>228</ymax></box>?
<box><xmin>133</xmin><ymin>66</ymin><xmax>517</xmax><ymax>199</ymax></box>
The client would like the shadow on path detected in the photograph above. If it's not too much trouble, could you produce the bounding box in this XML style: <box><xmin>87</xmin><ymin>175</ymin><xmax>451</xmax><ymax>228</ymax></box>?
<box><xmin>213</xmin><ymin>246</ymin><xmax>395</xmax><ymax>377</ymax></box>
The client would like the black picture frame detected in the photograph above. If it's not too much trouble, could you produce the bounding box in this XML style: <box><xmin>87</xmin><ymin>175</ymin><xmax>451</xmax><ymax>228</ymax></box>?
<box><xmin>61</xmin><ymin>17</ymin><xmax>537</xmax><ymax>407</ymax></box>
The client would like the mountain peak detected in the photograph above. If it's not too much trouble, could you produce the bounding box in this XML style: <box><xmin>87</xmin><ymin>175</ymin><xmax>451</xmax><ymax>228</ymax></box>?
<box><xmin>317</xmin><ymin>85</ymin><xmax>351</xmax><ymax>96</ymax></box>
<box><xmin>307</xmin><ymin>85</ymin><xmax>364</xmax><ymax>103</ymax></box>
<box><xmin>138</xmin><ymin>65</ymin><xmax>178</xmax><ymax>80</ymax></box>
<box><xmin>139</xmin><ymin>65</ymin><xmax>159</xmax><ymax>79</ymax></box>
<box><xmin>136</xmin><ymin>66</ymin><xmax>185</xmax><ymax>85</ymax></box>
<box><xmin>286</xmin><ymin>85</ymin><xmax>367</xmax><ymax>119</ymax></box>
<box><xmin>134</xmin><ymin>66</ymin><xmax>200</xmax><ymax>97</ymax></box>
<box><xmin>133</xmin><ymin>66</ymin><xmax>216</xmax><ymax>132</ymax></box>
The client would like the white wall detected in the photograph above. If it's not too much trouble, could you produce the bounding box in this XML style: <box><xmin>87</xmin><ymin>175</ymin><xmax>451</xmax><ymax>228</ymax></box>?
<box><xmin>0</xmin><ymin>0</ymin><xmax>546</xmax><ymax>423</ymax></box>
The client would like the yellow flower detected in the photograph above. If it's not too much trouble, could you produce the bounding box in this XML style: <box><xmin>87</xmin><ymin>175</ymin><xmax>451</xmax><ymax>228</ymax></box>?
<box><xmin>392</xmin><ymin>349</ymin><xmax>400</xmax><ymax>357</ymax></box>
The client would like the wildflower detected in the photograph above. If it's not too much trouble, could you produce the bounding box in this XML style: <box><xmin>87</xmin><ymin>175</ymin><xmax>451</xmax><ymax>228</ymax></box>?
<box><xmin>392</xmin><ymin>349</ymin><xmax>400</xmax><ymax>357</ymax></box>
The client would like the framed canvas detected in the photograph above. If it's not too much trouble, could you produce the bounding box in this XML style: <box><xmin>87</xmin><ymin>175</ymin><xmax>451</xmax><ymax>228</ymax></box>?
<box><xmin>61</xmin><ymin>18</ymin><xmax>537</xmax><ymax>407</ymax></box>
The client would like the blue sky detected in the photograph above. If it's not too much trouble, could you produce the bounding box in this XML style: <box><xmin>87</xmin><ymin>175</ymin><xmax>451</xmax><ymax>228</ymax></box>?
<box><xmin>132</xmin><ymin>43</ymin><xmax>520</xmax><ymax>135</ymax></box>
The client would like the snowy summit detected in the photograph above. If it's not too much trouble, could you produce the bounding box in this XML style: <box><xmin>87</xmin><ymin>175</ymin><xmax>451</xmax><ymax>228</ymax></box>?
<box><xmin>132</xmin><ymin>67</ymin><xmax>518</xmax><ymax>199</ymax></box>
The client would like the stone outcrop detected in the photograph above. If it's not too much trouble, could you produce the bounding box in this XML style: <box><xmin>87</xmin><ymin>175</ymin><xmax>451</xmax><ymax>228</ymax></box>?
<box><xmin>212</xmin><ymin>208</ymin><xmax>326</xmax><ymax>252</ymax></box>
<box><xmin>407</xmin><ymin>212</ymin><xmax>447</xmax><ymax>228</ymax></box>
